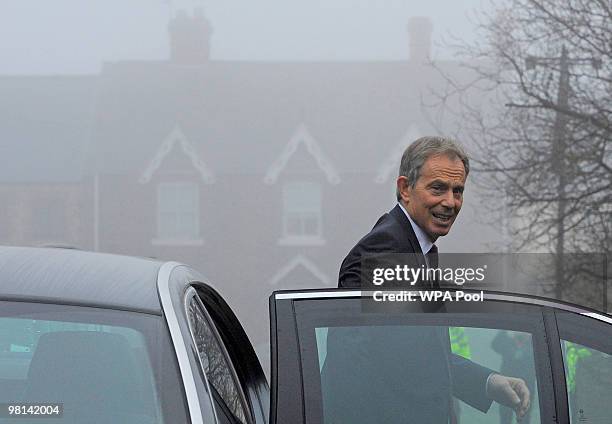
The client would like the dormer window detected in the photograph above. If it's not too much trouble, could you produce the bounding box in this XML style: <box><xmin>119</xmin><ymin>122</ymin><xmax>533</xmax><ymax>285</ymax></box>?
<box><xmin>264</xmin><ymin>124</ymin><xmax>338</xmax><ymax>247</ymax></box>
<box><xmin>279</xmin><ymin>181</ymin><xmax>324</xmax><ymax>246</ymax></box>
<box><xmin>141</xmin><ymin>127</ymin><xmax>212</xmax><ymax>246</ymax></box>
<box><xmin>154</xmin><ymin>182</ymin><xmax>201</xmax><ymax>244</ymax></box>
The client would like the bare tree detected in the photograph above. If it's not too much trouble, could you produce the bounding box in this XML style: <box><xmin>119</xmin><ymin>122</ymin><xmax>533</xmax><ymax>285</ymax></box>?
<box><xmin>426</xmin><ymin>0</ymin><xmax>611</xmax><ymax>301</ymax></box>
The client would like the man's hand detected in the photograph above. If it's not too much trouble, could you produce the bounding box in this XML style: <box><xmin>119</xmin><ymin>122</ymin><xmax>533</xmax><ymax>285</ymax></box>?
<box><xmin>486</xmin><ymin>373</ymin><xmax>530</xmax><ymax>420</ymax></box>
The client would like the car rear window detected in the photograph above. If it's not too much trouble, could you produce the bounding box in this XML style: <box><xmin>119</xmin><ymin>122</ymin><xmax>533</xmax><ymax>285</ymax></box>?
<box><xmin>0</xmin><ymin>301</ymin><xmax>189</xmax><ymax>424</ymax></box>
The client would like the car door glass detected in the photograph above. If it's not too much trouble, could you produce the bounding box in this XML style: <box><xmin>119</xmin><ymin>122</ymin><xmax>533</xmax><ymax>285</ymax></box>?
<box><xmin>454</xmin><ymin>327</ymin><xmax>538</xmax><ymax>424</ymax></box>
<box><xmin>557</xmin><ymin>312</ymin><xmax>612</xmax><ymax>424</ymax></box>
<box><xmin>316</xmin><ymin>326</ymin><xmax>540</xmax><ymax>424</ymax></box>
<box><xmin>187</xmin><ymin>296</ymin><xmax>249</xmax><ymax>424</ymax></box>
<box><xmin>292</xmin><ymin>299</ymin><xmax>551</xmax><ymax>424</ymax></box>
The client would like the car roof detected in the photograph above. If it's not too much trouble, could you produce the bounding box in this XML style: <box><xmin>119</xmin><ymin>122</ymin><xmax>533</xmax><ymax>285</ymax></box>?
<box><xmin>0</xmin><ymin>246</ymin><xmax>164</xmax><ymax>314</ymax></box>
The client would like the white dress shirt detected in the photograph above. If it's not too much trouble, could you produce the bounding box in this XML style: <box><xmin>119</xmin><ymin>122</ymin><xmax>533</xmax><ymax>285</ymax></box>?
<box><xmin>397</xmin><ymin>202</ymin><xmax>434</xmax><ymax>260</ymax></box>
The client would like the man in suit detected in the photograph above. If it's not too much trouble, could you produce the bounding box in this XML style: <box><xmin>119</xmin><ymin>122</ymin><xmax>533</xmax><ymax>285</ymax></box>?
<box><xmin>325</xmin><ymin>136</ymin><xmax>530</xmax><ymax>422</ymax></box>
<box><xmin>339</xmin><ymin>136</ymin><xmax>469</xmax><ymax>289</ymax></box>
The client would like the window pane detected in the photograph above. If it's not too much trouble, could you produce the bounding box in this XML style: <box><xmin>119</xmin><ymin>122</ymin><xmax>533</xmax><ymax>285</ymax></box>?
<box><xmin>286</xmin><ymin>215</ymin><xmax>303</xmax><ymax>235</ymax></box>
<box><xmin>302</xmin><ymin>214</ymin><xmax>320</xmax><ymax>236</ymax></box>
<box><xmin>283</xmin><ymin>182</ymin><xmax>322</xmax><ymax>238</ymax></box>
<box><xmin>293</xmin><ymin>300</ymin><xmax>549</xmax><ymax>424</ymax></box>
<box><xmin>561</xmin><ymin>340</ymin><xmax>611</xmax><ymax>424</ymax></box>
<box><xmin>464</xmin><ymin>328</ymin><xmax>539</xmax><ymax>424</ymax></box>
<box><xmin>158</xmin><ymin>212</ymin><xmax>176</xmax><ymax>238</ymax></box>
<box><xmin>0</xmin><ymin>302</ymin><xmax>188</xmax><ymax>424</ymax></box>
<box><xmin>176</xmin><ymin>212</ymin><xmax>198</xmax><ymax>237</ymax></box>
<box><xmin>157</xmin><ymin>182</ymin><xmax>199</xmax><ymax>239</ymax></box>
<box><xmin>188</xmin><ymin>297</ymin><xmax>248</xmax><ymax>424</ymax></box>
<box><xmin>315</xmin><ymin>326</ymin><xmax>540</xmax><ymax>424</ymax></box>
<box><xmin>158</xmin><ymin>185</ymin><xmax>177</xmax><ymax>213</ymax></box>
<box><xmin>557</xmin><ymin>312</ymin><xmax>612</xmax><ymax>424</ymax></box>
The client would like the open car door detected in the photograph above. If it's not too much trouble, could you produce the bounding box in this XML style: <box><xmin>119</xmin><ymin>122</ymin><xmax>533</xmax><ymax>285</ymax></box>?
<box><xmin>269</xmin><ymin>289</ymin><xmax>570</xmax><ymax>424</ymax></box>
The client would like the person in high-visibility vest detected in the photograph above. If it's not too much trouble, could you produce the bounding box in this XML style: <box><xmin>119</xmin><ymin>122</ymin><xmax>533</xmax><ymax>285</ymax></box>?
<box><xmin>563</xmin><ymin>341</ymin><xmax>592</xmax><ymax>394</ymax></box>
<box><xmin>450</xmin><ymin>327</ymin><xmax>471</xmax><ymax>359</ymax></box>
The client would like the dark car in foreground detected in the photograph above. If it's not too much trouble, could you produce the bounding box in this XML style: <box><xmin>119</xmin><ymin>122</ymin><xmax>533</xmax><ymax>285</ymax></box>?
<box><xmin>0</xmin><ymin>246</ymin><xmax>610</xmax><ymax>423</ymax></box>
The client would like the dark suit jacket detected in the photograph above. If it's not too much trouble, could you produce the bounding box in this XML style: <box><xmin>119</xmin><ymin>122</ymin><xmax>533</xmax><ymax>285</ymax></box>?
<box><xmin>339</xmin><ymin>204</ymin><xmax>433</xmax><ymax>288</ymax></box>
<box><xmin>322</xmin><ymin>205</ymin><xmax>493</xmax><ymax>422</ymax></box>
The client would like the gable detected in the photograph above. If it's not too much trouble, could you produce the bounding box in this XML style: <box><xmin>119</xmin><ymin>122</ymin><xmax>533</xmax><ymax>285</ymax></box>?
<box><xmin>264</xmin><ymin>124</ymin><xmax>340</xmax><ymax>185</ymax></box>
<box><xmin>268</xmin><ymin>254</ymin><xmax>332</xmax><ymax>287</ymax></box>
<box><xmin>139</xmin><ymin>126</ymin><xmax>215</xmax><ymax>184</ymax></box>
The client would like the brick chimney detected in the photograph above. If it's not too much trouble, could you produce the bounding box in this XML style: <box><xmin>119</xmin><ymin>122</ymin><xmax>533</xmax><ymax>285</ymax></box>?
<box><xmin>168</xmin><ymin>8</ymin><xmax>212</xmax><ymax>64</ymax></box>
<box><xmin>407</xmin><ymin>17</ymin><xmax>433</xmax><ymax>63</ymax></box>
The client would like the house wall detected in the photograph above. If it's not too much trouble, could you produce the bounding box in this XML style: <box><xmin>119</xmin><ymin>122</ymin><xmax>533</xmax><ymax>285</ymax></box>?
<box><xmin>0</xmin><ymin>184</ymin><xmax>85</xmax><ymax>248</ymax></box>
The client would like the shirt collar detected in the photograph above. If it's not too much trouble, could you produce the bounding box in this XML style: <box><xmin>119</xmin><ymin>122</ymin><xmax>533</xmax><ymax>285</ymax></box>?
<box><xmin>397</xmin><ymin>202</ymin><xmax>434</xmax><ymax>255</ymax></box>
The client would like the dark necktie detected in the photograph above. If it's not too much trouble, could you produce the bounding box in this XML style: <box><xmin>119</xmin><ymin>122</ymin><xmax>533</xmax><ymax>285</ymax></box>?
<box><xmin>427</xmin><ymin>244</ymin><xmax>439</xmax><ymax>288</ymax></box>
<box><xmin>427</xmin><ymin>244</ymin><xmax>438</xmax><ymax>269</ymax></box>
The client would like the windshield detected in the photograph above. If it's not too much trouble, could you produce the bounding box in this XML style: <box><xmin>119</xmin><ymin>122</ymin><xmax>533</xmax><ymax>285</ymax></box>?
<box><xmin>0</xmin><ymin>301</ymin><xmax>189</xmax><ymax>424</ymax></box>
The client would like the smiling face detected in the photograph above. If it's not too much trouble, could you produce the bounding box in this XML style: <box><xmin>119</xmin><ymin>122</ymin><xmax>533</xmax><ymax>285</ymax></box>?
<box><xmin>397</xmin><ymin>154</ymin><xmax>466</xmax><ymax>242</ymax></box>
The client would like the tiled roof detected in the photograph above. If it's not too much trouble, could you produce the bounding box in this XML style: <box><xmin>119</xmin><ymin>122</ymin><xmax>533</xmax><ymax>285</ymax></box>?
<box><xmin>0</xmin><ymin>59</ymin><xmax>472</xmax><ymax>182</ymax></box>
<box><xmin>89</xmin><ymin>60</ymin><xmax>468</xmax><ymax>177</ymax></box>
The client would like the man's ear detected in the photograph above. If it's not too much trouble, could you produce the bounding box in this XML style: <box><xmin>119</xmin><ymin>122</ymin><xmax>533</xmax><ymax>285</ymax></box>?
<box><xmin>397</xmin><ymin>176</ymin><xmax>411</xmax><ymax>204</ymax></box>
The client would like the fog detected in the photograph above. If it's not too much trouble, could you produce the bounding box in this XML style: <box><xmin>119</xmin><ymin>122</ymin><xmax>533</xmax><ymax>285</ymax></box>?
<box><xmin>1</xmin><ymin>0</ymin><xmax>609</xmax><ymax>369</ymax></box>
<box><xmin>2</xmin><ymin>0</ymin><xmax>487</xmax><ymax>73</ymax></box>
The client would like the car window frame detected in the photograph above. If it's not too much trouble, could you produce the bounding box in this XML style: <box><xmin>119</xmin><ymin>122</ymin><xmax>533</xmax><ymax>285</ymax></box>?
<box><xmin>185</xmin><ymin>287</ymin><xmax>254</xmax><ymax>424</ymax></box>
<box><xmin>270</xmin><ymin>289</ymin><xmax>577</xmax><ymax>424</ymax></box>
<box><xmin>192</xmin><ymin>282</ymin><xmax>269</xmax><ymax>424</ymax></box>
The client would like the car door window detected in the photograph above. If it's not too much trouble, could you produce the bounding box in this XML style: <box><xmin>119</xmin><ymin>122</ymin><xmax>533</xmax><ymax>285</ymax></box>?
<box><xmin>556</xmin><ymin>312</ymin><xmax>612</xmax><ymax>424</ymax></box>
<box><xmin>187</xmin><ymin>295</ymin><xmax>249</xmax><ymax>424</ymax></box>
<box><xmin>274</xmin><ymin>296</ymin><xmax>555</xmax><ymax>424</ymax></box>
<box><xmin>316</xmin><ymin>326</ymin><xmax>540</xmax><ymax>424</ymax></box>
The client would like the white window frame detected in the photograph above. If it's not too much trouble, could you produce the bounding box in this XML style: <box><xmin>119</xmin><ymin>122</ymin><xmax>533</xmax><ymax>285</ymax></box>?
<box><xmin>278</xmin><ymin>181</ymin><xmax>325</xmax><ymax>246</ymax></box>
<box><xmin>152</xmin><ymin>182</ymin><xmax>203</xmax><ymax>246</ymax></box>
